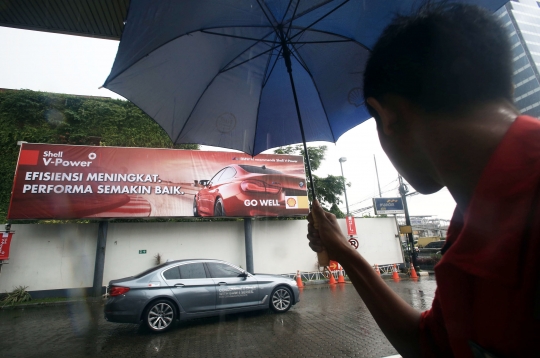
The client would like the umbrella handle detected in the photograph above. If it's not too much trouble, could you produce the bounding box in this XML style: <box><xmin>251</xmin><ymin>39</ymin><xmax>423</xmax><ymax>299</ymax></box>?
<box><xmin>317</xmin><ymin>250</ymin><xmax>330</xmax><ymax>267</ymax></box>
<box><xmin>312</xmin><ymin>212</ymin><xmax>330</xmax><ymax>266</ymax></box>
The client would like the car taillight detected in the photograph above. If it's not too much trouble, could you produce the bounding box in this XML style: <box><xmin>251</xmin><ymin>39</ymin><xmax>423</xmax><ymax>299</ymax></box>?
<box><xmin>241</xmin><ymin>180</ymin><xmax>266</xmax><ymax>193</ymax></box>
<box><xmin>109</xmin><ymin>286</ymin><xmax>130</xmax><ymax>296</ymax></box>
<box><xmin>241</xmin><ymin>180</ymin><xmax>281</xmax><ymax>194</ymax></box>
<box><xmin>265</xmin><ymin>184</ymin><xmax>280</xmax><ymax>194</ymax></box>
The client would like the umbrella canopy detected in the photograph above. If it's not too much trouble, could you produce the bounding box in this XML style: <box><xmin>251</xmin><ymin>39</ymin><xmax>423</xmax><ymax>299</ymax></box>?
<box><xmin>104</xmin><ymin>0</ymin><xmax>506</xmax><ymax>157</ymax></box>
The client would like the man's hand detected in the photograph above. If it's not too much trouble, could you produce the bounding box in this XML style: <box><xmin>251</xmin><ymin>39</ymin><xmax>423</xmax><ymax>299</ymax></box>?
<box><xmin>307</xmin><ymin>200</ymin><xmax>353</xmax><ymax>262</ymax></box>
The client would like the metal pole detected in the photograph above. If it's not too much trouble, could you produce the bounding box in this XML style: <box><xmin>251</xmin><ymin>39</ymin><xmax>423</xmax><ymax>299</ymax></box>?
<box><xmin>374</xmin><ymin>155</ymin><xmax>382</xmax><ymax>197</ymax></box>
<box><xmin>244</xmin><ymin>218</ymin><xmax>254</xmax><ymax>274</ymax></box>
<box><xmin>92</xmin><ymin>221</ymin><xmax>108</xmax><ymax>297</ymax></box>
<box><xmin>339</xmin><ymin>158</ymin><xmax>350</xmax><ymax>216</ymax></box>
<box><xmin>398</xmin><ymin>175</ymin><xmax>417</xmax><ymax>268</ymax></box>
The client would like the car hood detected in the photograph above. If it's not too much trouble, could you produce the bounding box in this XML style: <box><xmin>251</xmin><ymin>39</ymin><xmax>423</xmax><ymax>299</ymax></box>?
<box><xmin>253</xmin><ymin>273</ymin><xmax>291</xmax><ymax>280</ymax></box>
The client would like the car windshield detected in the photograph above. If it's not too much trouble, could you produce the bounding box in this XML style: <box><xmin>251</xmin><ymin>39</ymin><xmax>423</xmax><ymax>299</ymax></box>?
<box><xmin>133</xmin><ymin>262</ymin><xmax>171</xmax><ymax>279</ymax></box>
<box><xmin>239</xmin><ymin>165</ymin><xmax>282</xmax><ymax>174</ymax></box>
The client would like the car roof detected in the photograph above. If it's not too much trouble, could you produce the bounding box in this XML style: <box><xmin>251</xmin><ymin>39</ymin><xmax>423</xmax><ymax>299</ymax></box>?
<box><xmin>162</xmin><ymin>258</ymin><xmax>234</xmax><ymax>266</ymax></box>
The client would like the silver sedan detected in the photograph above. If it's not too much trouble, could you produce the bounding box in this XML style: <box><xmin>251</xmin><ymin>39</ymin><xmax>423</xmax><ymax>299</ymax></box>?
<box><xmin>104</xmin><ymin>259</ymin><xmax>300</xmax><ymax>332</ymax></box>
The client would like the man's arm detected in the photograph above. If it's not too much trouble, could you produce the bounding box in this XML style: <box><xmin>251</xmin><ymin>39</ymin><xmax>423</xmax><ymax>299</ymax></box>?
<box><xmin>308</xmin><ymin>200</ymin><xmax>421</xmax><ymax>358</ymax></box>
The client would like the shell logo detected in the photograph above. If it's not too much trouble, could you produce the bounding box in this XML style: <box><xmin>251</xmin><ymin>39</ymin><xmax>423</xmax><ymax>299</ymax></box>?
<box><xmin>286</xmin><ymin>197</ymin><xmax>297</xmax><ymax>208</ymax></box>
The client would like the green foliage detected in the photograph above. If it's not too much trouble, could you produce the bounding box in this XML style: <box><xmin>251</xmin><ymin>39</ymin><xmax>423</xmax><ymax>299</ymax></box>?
<box><xmin>0</xmin><ymin>89</ymin><xmax>199</xmax><ymax>223</ymax></box>
<box><xmin>1</xmin><ymin>286</ymin><xmax>32</xmax><ymax>306</ymax></box>
<box><xmin>275</xmin><ymin>145</ymin><xmax>346</xmax><ymax>218</ymax></box>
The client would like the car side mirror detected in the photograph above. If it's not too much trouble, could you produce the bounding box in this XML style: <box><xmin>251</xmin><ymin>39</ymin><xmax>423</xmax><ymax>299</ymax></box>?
<box><xmin>238</xmin><ymin>271</ymin><xmax>248</xmax><ymax>278</ymax></box>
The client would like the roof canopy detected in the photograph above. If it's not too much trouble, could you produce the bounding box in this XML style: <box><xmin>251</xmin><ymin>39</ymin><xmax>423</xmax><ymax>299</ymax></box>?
<box><xmin>0</xmin><ymin>0</ymin><xmax>128</xmax><ymax>40</ymax></box>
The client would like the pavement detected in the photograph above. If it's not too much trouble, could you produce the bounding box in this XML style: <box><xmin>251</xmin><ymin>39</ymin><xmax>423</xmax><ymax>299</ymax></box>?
<box><xmin>0</xmin><ymin>277</ymin><xmax>437</xmax><ymax>358</ymax></box>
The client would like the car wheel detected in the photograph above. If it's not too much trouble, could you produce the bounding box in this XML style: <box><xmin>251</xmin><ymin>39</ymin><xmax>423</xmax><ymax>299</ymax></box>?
<box><xmin>144</xmin><ymin>299</ymin><xmax>176</xmax><ymax>332</ymax></box>
<box><xmin>214</xmin><ymin>197</ymin><xmax>226</xmax><ymax>216</ymax></box>
<box><xmin>193</xmin><ymin>196</ymin><xmax>200</xmax><ymax>217</ymax></box>
<box><xmin>270</xmin><ymin>286</ymin><xmax>292</xmax><ymax>313</ymax></box>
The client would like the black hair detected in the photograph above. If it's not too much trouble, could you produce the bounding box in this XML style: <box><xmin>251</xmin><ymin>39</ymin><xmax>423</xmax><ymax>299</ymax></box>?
<box><xmin>363</xmin><ymin>3</ymin><xmax>514</xmax><ymax>120</ymax></box>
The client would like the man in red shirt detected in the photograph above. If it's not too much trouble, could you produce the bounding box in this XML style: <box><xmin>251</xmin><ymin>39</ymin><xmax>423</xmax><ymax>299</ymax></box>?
<box><xmin>307</xmin><ymin>4</ymin><xmax>540</xmax><ymax>357</ymax></box>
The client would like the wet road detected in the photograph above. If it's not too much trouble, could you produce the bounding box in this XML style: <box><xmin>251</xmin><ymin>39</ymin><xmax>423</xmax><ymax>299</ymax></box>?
<box><xmin>0</xmin><ymin>277</ymin><xmax>436</xmax><ymax>358</ymax></box>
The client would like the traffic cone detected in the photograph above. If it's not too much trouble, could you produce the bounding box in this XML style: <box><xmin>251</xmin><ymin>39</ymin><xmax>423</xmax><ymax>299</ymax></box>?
<box><xmin>337</xmin><ymin>269</ymin><xmax>345</xmax><ymax>283</ymax></box>
<box><xmin>328</xmin><ymin>270</ymin><xmax>337</xmax><ymax>284</ymax></box>
<box><xmin>409</xmin><ymin>263</ymin><xmax>418</xmax><ymax>279</ymax></box>
<box><xmin>296</xmin><ymin>270</ymin><xmax>304</xmax><ymax>288</ymax></box>
<box><xmin>392</xmin><ymin>264</ymin><xmax>400</xmax><ymax>281</ymax></box>
<box><xmin>374</xmin><ymin>264</ymin><xmax>381</xmax><ymax>276</ymax></box>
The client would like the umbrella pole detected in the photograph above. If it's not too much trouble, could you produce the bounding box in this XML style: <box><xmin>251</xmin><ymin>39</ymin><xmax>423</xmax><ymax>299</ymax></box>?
<box><xmin>281</xmin><ymin>44</ymin><xmax>317</xmax><ymax>201</ymax></box>
<box><xmin>282</xmin><ymin>41</ymin><xmax>329</xmax><ymax>267</ymax></box>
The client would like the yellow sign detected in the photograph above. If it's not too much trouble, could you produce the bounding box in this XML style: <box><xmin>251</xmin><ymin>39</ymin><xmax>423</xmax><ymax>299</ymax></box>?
<box><xmin>399</xmin><ymin>225</ymin><xmax>412</xmax><ymax>234</ymax></box>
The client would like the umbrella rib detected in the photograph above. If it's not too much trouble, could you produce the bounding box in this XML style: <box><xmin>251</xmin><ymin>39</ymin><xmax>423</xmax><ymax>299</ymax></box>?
<box><xmin>256</xmin><ymin>0</ymin><xmax>280</xmax><ymax>34</ymax></box>
<box><xmin>288</xmin><ymin>42</ymin><xmax>338</xmax><ymax>143</ymax></box>
<box><xmin>281</xmin><ymin>0</ymin><xmax>295</xmax><ymax>23</ymax></box>
<box><xmin>289</xmin><ymin>0</ymin><xmax>350</xmax><ymax>42</ymax></box>
<box><xmin>283</xmin><ymin>0</ymin><xmax>335</xmax><ymax>29</ymax></box>
<box><xmin>200</xmin><ymin>29</ymin><xmax>279</xmax><ymax>44</ymax></box>
<box><xmin>252</xmin><ymin>43</ymin><xmax>277</xmax><ymax>155</ymax></box>
<box><xmin>172</xmin><ymin>70</ymin><xmax>223</xmax><ymax>145</ymax></box>
<box><xmin>104</xmin><ymin>26</ymin><xmax>272</xmax><ymax>86</ymax></box>
<box><xmin>220</xmin><ymin>45</ymin><xmax>280</xmax><ymax>74</ymax></box>
<box><xmin>289</xmin><ymin>29</ymin><xmax>371</xmax><ymax>51</ymax></box>
<box><xmin>172</xmin><ymin>41</ymin><xmax>279</xmax><ymax>146</ymax></box>
<box><xmin>262</xmin><ymin>46</ymin><xmax>284</xmax><ymax>88</ymax></box>
<box><xmin>285</xmin><ymin>0</ymin><xmax>301</xmax><ymax>37</ymax></box>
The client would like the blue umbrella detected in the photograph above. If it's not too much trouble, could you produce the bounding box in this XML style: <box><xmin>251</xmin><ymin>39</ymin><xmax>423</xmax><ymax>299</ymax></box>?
<box><xmin>103</xmin><ymin>0</ymin><xmax>506</xmax><ymax>197</ymax></box>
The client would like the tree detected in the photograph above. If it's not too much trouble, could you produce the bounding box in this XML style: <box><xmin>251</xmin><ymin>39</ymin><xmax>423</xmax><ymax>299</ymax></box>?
<box><xmin>274</xmin><ymin>145</ymin><xmax>348</xmax><ymax>218</ymax></box>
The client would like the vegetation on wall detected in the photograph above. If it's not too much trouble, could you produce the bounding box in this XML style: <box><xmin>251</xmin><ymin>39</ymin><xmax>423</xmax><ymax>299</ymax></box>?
<box><xmin>0</xmin><ymin>89</ymin><xmax>198</xmax><ymax>223</ymax></box>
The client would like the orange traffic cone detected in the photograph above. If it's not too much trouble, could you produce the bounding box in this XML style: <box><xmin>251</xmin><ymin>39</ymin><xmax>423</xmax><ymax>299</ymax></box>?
<box><xmin>328</xmin><ymin>270</ymin><xmax>337</xmax><ymax>284</ymax></box>
<box><xmin>410</xmin><ymin>263</ymin><xmax>418</xmax><ymax>279</ymax></box>
<box><xmin>337</xmin><ymin>270</ymin><xmax>345</xmax><ymax>283</ymax></box>
<box><xmin>392</xmin><ymin>264</ymin><xmax>400</xmax><ymax>281</ymax></box>
<box><xmin>296</xmin><ymin>270</ymin><xmax>304</xmax><ymax>288</ymax></box>
<box><xmin>374</xmin><ymin>264</ymin><xmax>381</xmax><ymax>276</ymax></box>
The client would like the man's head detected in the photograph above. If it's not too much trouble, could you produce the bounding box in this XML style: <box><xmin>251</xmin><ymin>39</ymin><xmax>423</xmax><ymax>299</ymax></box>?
<box><xmin>363</xmin><ymin>4</ymin><xmax>513</xmax><ymax>193</ymax></box>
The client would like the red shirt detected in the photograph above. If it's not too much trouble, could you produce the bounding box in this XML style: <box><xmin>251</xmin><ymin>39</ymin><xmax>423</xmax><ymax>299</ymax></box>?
<box><xmin>419</xmin><ymin>115</ymin><xmax>540</xmax><ymax>357</ymax></box>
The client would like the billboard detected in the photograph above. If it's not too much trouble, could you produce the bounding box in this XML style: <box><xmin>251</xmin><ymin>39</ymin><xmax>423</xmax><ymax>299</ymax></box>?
<box><xmin>0</xmin><ymin>232</ymin><xmax>13</xmax><ymax>260</ymax></box>
<box><xmin>346</xmin><ymin>216</ymin><xmax>357</xmax><ymax>236</ymax></box>
<box><xmin>8</xmin><ymin>144</ymin><xmax>309</xmax><ymax>219</ymax></box>
<box><xmin>373</xmin><ymin>197</ymin><xmax>404</xmax><ymax>215</ymax></box>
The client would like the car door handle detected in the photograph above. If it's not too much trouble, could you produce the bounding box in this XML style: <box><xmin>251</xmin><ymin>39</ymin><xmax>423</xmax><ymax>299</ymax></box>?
<box><xmin>174</xmin><ymin>283</ymin><xmax>185</xmax><ymax>287</ymax></box>
<box><xmin>218</xmin><ymin>282</ymin><xmax>227</xmax><ymax>285</ymax></box>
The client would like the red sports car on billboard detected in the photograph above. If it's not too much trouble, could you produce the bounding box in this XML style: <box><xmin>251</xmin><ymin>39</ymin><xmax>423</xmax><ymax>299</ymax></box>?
<box><xmin>193</xmin><ymin>164</ymin><xmax>309</xmax><ymax>217</ymax></box>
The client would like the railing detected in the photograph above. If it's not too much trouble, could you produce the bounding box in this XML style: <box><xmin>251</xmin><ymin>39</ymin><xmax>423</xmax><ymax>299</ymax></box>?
<box><xmin>283</xmin><ymin>264</ymin><xmax>399</xmax><ymax>281</ymax></box>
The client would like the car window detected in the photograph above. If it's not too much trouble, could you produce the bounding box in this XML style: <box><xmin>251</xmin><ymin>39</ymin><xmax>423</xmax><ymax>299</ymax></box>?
<box><xmin>238</xmin><ymin>165</ymin><xmax>282</xmax><ymax>174</ymax></box>
<box><xmin>162</xmin><ymin>266</ymin><xmax>181</xmax><ymax>280</ymax></box>
<box><xmin>179</xmin><ymin>263</ymin><xmax>207</xmax><ymax>279</ymax></box>
<box><xmin>216</xmin><ymin>167</ymin><xmax>236</xmax><ymax>183</ymax></box>
<box><xmin>133</xmin><ymin>262</ymin><xmax>171</xmax><ymax>279</ymax></box>
<box><xmin>207</xmin><ymin>262</ymin><xmax>243</xmax><ymax>278</ymax></box>
<box><xmin>209</xmin><ymin>169</ymin><xmax>225</xmax><ymax>186</ymax></box>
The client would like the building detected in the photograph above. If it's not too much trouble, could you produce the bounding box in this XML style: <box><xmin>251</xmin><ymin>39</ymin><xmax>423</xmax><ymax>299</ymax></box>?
<box><xmin>497</xmin><ymin>0</ymin><xmax>540</xmax><ymax>117</ymax></box>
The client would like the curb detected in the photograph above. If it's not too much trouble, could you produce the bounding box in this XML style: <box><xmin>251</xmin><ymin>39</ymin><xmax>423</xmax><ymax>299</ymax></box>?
<box><xmin>0</xmin><ymin>297</ymin><xmax>105</xmax><ymax>310</ymax></box>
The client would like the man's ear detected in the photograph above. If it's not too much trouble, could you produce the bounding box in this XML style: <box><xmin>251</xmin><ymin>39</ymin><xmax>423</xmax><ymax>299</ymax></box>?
<box><xmin>366</xmin><ymin>97</ymin><xmax>398</xmax><ymax>136</ymax></box>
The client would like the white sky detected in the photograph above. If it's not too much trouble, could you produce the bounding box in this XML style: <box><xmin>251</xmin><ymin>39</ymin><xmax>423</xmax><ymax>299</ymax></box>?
<box><xmin>0</xmin><ymin>26</ymin><xmax>457</xmax><ymax>220</ymax></box>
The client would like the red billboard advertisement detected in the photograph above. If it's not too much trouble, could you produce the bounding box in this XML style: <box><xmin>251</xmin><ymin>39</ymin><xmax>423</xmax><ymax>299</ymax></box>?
<box><xmin>8</xmin><ymin>144</ymin><xmax>309</xmax><ymax>219</ymax></box>
<box><xmin>346</xmin><ymin>216</ymin><xmax>357</xmax><ymax>236</ymax></box>
<box><xmin>0</xmin><ymin>232</ymin><xmax>13</xmax><ymax>260</ymax></box>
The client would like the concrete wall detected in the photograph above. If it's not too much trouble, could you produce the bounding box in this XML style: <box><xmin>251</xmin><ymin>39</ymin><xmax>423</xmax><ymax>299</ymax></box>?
<box><xmin>102</xmin><ymin>221</ymin><xmax>246</xmax><ymax>284</ymax></box>
<box><xmin>0</xmin><ymin>217</ymin><xmax>402</xmax><ymax>294</ymax></box>
<box><xmin>0</xmin><ymin>223</ymin><xmax>98</xmax><ymax>292</ymax></box>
